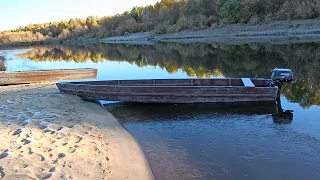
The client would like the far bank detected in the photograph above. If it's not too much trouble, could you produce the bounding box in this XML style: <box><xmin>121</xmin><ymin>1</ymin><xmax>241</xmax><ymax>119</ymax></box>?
<box><xmin>101</xmin><ymin>19</ymin><xmax>320</xmax><ymax>45</ymax></box>
<box><xmin>2</xmin><ymin>19</ymin><xmax>320</xmax><ymax>47</ymax></box>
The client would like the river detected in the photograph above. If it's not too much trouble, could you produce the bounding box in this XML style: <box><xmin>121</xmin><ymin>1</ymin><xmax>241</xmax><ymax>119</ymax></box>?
<box><xmin>2</xmin><ymin>42</ymin><xmax>320</xmax><ymax>180</ymax></box>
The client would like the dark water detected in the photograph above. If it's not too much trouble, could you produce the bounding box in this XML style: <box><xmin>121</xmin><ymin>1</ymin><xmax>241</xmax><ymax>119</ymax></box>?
<box><xmin>108</xmin><ymin>99</ymin><xmax>320</xmax><ymax>180</ymax></box>
<box><xmin>3</xmin><ymin>42</ymin><xmax>320</xmax><ymax>179</ymax></box>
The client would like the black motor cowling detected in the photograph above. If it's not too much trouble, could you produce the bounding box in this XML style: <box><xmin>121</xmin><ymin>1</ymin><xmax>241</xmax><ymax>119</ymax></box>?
<box><xmin>271</xmin><ymin>68</ymin><xmax>294</xmax><ymax>83</ymax></box>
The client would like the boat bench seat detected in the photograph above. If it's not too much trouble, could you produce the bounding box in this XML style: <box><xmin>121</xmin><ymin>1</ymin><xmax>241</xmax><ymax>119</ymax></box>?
<box><xmin>124</xmin><ymin>83</ymin><xmax>196</xmax><ymax>86</ymax></box>
<box><xmin>241</xmin><ymin>78</ymin><xmax>255</xmax><ymax>88</ymax></box>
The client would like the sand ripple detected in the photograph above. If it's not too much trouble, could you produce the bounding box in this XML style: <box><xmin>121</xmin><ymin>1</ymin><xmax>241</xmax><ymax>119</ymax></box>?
<box><xmin>0</xmin><ymin>84</ymin><xmax>110</xmax><ymax>180</ymax></box>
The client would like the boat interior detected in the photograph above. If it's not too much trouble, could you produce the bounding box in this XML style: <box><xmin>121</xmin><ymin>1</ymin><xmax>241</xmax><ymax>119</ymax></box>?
<box><xmin>60</xmin><ymin>78</ymin><xmax>274</xmax><ymax>88</ymax></box>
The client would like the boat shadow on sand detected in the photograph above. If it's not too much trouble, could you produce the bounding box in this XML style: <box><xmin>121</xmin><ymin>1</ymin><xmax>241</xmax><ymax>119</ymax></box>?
<box><xmin>104</xmin><ymin>99</ymin><xmax>293</xmax><ymax>124</ymax></box>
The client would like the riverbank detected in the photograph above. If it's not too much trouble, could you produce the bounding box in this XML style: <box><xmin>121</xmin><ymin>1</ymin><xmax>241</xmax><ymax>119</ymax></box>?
<box><xmin>0</xmin><ymin>83</ymin><xmax>153</xmax><ymax>180</ymax></box>
<box><xmin>102</xmin><ymin>19</ymin><xmax>320</xmax><ymax>45</ymax></box>
<box><xmin>2</xmin><ymin>19</ymin><xmax>320</xmax><ymax>47</ymax></box>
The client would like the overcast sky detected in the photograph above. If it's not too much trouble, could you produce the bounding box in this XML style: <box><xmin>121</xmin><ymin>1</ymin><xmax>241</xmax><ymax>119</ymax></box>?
<box><xmin>0</xmin><ymin>0</ymin><xmax>159</xmax><ymax>30</ymax></box>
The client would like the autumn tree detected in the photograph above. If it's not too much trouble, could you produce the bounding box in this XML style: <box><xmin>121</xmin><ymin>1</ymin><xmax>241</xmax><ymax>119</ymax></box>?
<box><xmin>86</xmin><ymin>16</ymin><xmax>99</xmax><ymax>30</ymax></box>
<box><xmin>2</xmin><ymin>0</ymin><xmax>320</xmax><ymax>44</ymax></box>
<box><xmin>131</xmin><ymin>6</ymin><xmax>144</xmax><ymax>22</ymax></box>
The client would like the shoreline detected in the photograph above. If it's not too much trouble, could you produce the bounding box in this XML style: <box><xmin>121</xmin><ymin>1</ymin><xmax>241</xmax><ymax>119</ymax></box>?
<box><xmin>2</xmin><ymin>19</ymin><xmax>320</xmax><ymax>47</ymax></box>
<box><xmin>101</xmin><ymin>19</ymin><xmax>320</xmax><ymax>45</ymax></box>
<box><xmin>0</xmin><ymin>83</ymin><xmax>154</xmax><ymax>180</ymax></box>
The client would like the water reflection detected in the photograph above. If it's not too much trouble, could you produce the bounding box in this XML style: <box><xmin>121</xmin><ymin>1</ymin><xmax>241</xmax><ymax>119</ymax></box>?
<box><xmin>15</xmin><ymin>42</ymin><xmax>320</xmax><ymax>108</ymax></box>
<box><xmin>106</xmin><ymin>102</ymin><xmax>278</xmax><ymax>123</ymax></box>
<box><xmin>9</xmin><ymin>43</ymin><xmax>320</xmax><ymax>180</ymax></box>
<box><xmin>0</xmin><ymin>55</ymin><xmax>6</xmax><ymax>71</ymax></box>
<box><xmin>107</xmin><ymin>99</ymin><xmax>294</xmax><ymax>126</ymax></box>
<box><xmin>272</xmin><ymin>98</ymin><xmax>294</xmax><ymax>124</ymax></box>
<box><xmin>117</xmin><ymin>99</ymin><xmax>320</xmax><ymax>180</ymax></box>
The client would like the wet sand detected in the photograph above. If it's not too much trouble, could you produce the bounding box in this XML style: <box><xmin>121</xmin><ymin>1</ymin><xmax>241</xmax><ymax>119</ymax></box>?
<box><xmin>0</xmin><ymin>83</ymin><xmax>153</xmax><ymax>180</ymax></box>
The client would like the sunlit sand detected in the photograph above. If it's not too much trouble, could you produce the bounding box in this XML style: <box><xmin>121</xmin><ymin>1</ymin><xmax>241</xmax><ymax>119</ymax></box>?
<box><xmin>0</xmin><ymin>83</ymin><xmax>153</xmax><ymax>180</ymax></box>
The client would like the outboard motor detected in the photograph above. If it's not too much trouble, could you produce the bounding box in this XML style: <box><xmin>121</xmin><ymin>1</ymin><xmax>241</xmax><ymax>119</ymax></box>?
<box><xmin>270</xmin><ymin>68</ymin><xmax>294</xmax><ymax>122</ymax></box>
<box><xmin>271</xmin><ymin>68</ymin><xmax>293</xmax><ymax>87</ymax></box>
<box><xmin>270</xmin><ymin>67</ymin><xmax>294</xmax><ymax>100</ymax></box>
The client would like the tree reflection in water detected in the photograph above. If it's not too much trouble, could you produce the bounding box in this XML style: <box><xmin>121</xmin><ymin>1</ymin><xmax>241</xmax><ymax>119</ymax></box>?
<box><xmin>16</xmin><ymin>42</ymin><xmax>320</xmax><ymax>108</ymax></box>
<box><xmin>272</xmin><ymin>97</ymin><xmax>294</xmax><ymax>124</ymax></box>
<box><xmin>0</xmin><ymin>55</ymin><xmax>6</xmax><ymax>71</ymax></box>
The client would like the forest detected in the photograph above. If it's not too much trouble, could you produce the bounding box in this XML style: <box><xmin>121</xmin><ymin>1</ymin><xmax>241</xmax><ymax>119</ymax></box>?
<box><xmin>1</xmin><ymin>0</ymin><xmax>320</xmax><ymax>44</ymax></box>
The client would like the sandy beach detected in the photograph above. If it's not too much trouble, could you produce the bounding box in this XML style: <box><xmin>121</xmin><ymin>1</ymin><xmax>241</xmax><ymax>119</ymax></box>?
<box><xmin>0</xmin><ymin>83</ymin><xmax>153</xmax><ymax>180</ymax></box>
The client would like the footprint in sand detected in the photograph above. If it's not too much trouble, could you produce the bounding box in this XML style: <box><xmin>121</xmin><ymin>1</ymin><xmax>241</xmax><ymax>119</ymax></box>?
<box><xmin>49</xmin><ymin>167</ymin><xmax>55</xmax><ymax>173</ymax></box>
<box><xmin>44</xmin><ymin>130</ymin><xmax>51</xmax><ymax>134</ymax></box>
<box><xmin>0</xmin><ymin>166</ymin><xmax>5</xmax><ymax>179</ymax></box>
<box><xmin>68</xmin><ymin>147</ymin><xmax>76</xmax><ymax>153</ymax></box>
<box><xmin>28</xmin><ymin>153</ymin><xmax>45</xmax><ymax>162</ymax></box>
<box><xmin>12</xmin><ymin>129</ymin><xmax>22</xmax><ymax>136</ymax></box>
<box><xmin>48</xmin><ymin>124</ymin><xmax>62</xmax><ymax>131</ymax></box>
<box><xmin>52</xmin><ymin>159</ymin><xmax>58</xmax><ymax>164</ymax></box>
<box><xmin>38</xmin><ymin>124</ymin><xmax>48</xmax><ymax>130</ymax></box>
<box><xmin>58</xmin><ymin>153</ymin><xmax>65</xmax><ymax>158</ymax></box>
<box><xmin>66</xmin><ymin>125</ymin><xmax>74</xmax><ymax>129</ymax></box>
<box><xmin>10</xmin><ymin>143</ymin><xmax>22</xmax><ymax>150</ymax></box>
<box><xmin>36</xmin><ymin>172</ymin><xmax>52</xmax><ymax>179</ymax></box>
<box><xmin>21</xmin><ymin>139</ymin><xmax>31</xmax><ymax>145</ymax></box>
<box><xmin>0</xmin><ymin>150</ymin><xmax>9</xmax><ymax>159</ymax></box>
<box><xmin>75</xmin><ymin>136</ymin><xmax>83</xmax><ymax>143</ymax></box>
<box><xmin>21</xmin><ymin>119</ymin><xmax>29</xmax><ymax>126</ymax></box>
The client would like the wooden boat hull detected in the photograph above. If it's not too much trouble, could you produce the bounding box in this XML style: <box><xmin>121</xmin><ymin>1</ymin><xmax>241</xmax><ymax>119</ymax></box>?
<box><xmin>0</xmin><ymin>68</ymin><xmax>97</xmax><ymax>85</ymax></box>
<box><xmin>56</xmin><ymin>78</ymin><xmax>278</xmax><ymax>104</ymax></box>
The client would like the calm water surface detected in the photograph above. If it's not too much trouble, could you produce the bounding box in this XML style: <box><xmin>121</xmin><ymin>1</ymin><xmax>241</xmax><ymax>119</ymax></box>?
<box><xmin>2</xmin><ymin>42</ymin><xmax>320</xmax><ymax>180</ymax></box>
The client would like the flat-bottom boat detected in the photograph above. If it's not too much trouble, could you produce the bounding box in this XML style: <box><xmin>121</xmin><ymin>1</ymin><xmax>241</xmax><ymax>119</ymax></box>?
<box><xmin>56</xmin><ymin>78</ymin><xmax>278</xmax><ymax>104</ymax></box>
<box><xmin>0</xmin><ymin>68</ymin><xmax>97</xmax><ymax>85</ymax></box>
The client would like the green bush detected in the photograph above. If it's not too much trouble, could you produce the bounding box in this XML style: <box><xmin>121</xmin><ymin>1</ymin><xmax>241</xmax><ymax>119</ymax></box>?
<box><xmin>219</xmin><ymin>0</ymin><xmax>241</xmax><ymax>24</ymax></box>
<box><xmin>153</xmin><ymin>20</ymin><xmax>171</xmax><ymax>34</ymax></box>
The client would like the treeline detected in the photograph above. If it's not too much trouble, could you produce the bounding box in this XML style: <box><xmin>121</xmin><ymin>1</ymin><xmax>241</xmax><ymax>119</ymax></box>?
<box><xmin>1</xmin><ymin>0</ymin><xmax>320</xmax><ymax>44</ymax></box>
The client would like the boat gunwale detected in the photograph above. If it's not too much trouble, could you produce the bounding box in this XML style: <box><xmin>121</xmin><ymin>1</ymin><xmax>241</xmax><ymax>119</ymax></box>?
<box><xmin>56</xmin><ymin>88</ymin><xmax>277</xmax><ymax>97</ymax></box>
<box><xmin>57</xmin><ymin>83</ymin><xmax>278</xmax><ymax>89</ymax></box>
<box><xmin>57</xmin><ymin>78</ymin><xmax>277</xmax><ymax>89</ymax></box>
<box><xmin>58</xmin><ymin>77</ymin><xmax>271</xmax><ymax>82</ymax></box>
<box><xmin>0</xmin><ymin>68</ymin><xmax>97</xmax><ymax>73</ymax></box>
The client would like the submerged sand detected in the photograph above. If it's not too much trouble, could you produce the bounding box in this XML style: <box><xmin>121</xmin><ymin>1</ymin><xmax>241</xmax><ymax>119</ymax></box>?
<box><xmin>0</xmin><ymin>83</ymin><xmax>153</xmax><ymax>180</ymax></box>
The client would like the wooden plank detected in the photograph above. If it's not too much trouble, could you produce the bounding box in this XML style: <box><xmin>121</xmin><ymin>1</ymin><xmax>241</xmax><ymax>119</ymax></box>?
<box><xmin>241</xmin><ymin>78</ymin><xmax>255</xmax><ymax>88</ymax></box>
<box><xmin>77</xmin><ymin>94</ymin><xmax>276</xmax><ymax>103</ymax></box>
<box><xmin>59</xmin><ymin>87</ymin><xmax>276</xmax><ymax>103</ymax></box>
<box><xmin>0</xmin><ymin>68</ymin><xmax>97</xmax><ymax>85</ymax></box>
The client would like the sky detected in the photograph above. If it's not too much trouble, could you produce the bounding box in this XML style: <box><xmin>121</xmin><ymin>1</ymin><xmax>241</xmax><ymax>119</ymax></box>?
<box><xmin>0</xmin><ymin>0</ymin><xmax>159</xmax><ymax>31</ymax></box>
